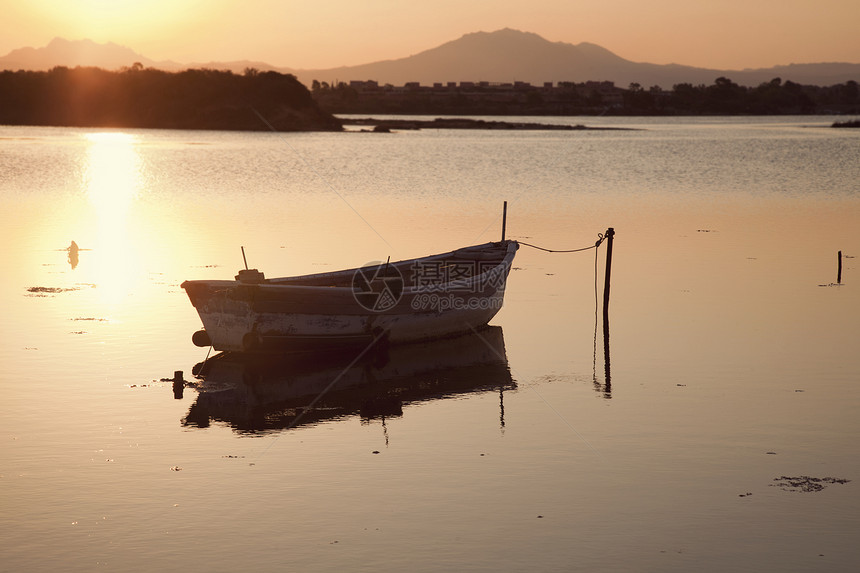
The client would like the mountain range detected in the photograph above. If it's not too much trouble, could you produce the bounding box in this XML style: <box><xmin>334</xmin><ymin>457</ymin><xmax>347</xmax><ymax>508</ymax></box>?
<box><xmin>3</xmin><ymin>30</ymin><xmax>859</xmax><ymax>89</ymax></box>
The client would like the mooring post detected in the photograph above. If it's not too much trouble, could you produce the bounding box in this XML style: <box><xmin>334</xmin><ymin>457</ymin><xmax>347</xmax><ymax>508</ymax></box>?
<box><xmin>173</xmin><ymin>370</ymin><xmax>184</xmax><ymax>400</ymax></box>
<box><xmin>602</xmin><ymin>228</ymin><xmax>614</xmax><ymax>396</ymax></box>
<box><xmin>501</xmin><ymin>201</ymin><xmax>508</xmax><ymax>242</ymax></box>
<box><xmin>838</xmin><ymin>250</ymin><xmax>842</xmax><ymax>284</ymax></box>
<box><xmin>602</xmin><ymin>228</ymin><xmax>615</xmax><ymax>318</ymax></box>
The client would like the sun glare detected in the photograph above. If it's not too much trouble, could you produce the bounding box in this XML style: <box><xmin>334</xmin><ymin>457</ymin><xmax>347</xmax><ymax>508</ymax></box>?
<box><xmin>82</xmin><ymin>132</ymin><xmax>144</xmax><ymax>305</ymax></box>
<box><xmin>31</xmin><ymin>0</ymin><xmax>208</xmax><ymax>43</ymax></box>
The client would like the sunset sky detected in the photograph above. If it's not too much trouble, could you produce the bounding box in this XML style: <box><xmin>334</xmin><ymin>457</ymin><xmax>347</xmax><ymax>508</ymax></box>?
<box><xmin>2</xmin><ymin>0</ymin><xmax>858</xmax><ymax>70</ymax></box>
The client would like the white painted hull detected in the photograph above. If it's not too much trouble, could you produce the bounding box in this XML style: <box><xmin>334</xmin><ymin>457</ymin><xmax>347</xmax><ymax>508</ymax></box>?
<box><xmin>181</xmin><ymin>240</ymin><xmax>518</xmax><ymax>352</ymax></box>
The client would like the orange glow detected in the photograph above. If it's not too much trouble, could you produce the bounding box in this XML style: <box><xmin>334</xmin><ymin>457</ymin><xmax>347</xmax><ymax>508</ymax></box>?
<box><xmin>83</xmin><ymin>132</ymin><xmax>144</xmax><ymax>306</ymax></box>
<box><xmin>3</xmin><ymin>0</ymin><xmax>859</xmax><ymax>71</ymax></box>
<box><xmin>18</xmin><ymin>0</ymin><xmax>220</xmax><ymax>53</ymax></box>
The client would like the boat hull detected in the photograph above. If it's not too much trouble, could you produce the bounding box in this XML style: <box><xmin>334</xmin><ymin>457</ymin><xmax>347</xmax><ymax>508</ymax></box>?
<box><xmin>181</xmin><ymin>240</ymin><xmax>518</xmax><ymax>352</ymax></box>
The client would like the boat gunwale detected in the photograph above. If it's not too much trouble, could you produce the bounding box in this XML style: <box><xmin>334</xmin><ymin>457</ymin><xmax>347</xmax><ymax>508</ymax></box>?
<box><xmin>181</xmin><ymin>240</ymin><xmax>517</xmax><ymax>293</ymax></box>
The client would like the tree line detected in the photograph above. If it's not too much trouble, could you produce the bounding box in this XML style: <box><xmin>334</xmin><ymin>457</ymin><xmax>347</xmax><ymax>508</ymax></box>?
<box><xmin>312</xmin><ymin>77</ymin><xmax>859</xmax><ymax>116</ymax></box>
<box><xmin>626</xmin><ymin>77</ymin><xmax>858</xmax><ymax>115</ymax></box>
<box><xmin>0</xmin><ymin>65</ymin><xmax>342</xmax><ymax>131</ymax></box>
<box><xmin>2</xmin><ymin>68</ymin><xmax>855</xmax><ymax>126</ymax></box>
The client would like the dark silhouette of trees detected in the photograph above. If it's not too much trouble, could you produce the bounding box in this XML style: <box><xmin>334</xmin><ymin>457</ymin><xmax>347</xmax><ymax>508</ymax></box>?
<box><xmin>704</xmin><ymin>77</ymin><xmax>747</xmax><ymax>113</ymax></box>
<box><xmin>0</xmin><ymin>66</ymin><xmax>342</xmax><ymax>131</ymax></box>
<box><xmin>313</xmin><ymin>76</ymin><xmax>859</xmax><ymax>116</ymax></box>
<box><xmin>3</xmin><ymin>67</ymin><xmax>856</xmax><ymax>125</ymax></box>
<box><xmin>623</xmin><ymin>83</ymin><xmax>655</xmax><ymax>111</ymax></box>
<box><xmin>656</xmin><ymin>78</ymin><xmax>854</xmax><ymax>115</ymax></box>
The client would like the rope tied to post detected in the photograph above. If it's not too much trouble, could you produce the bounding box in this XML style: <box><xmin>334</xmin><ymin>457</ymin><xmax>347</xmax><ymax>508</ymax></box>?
<box><xmin>519</xmin><ymin>232</ymin><xmax>606</xmax><ymax>254</ymax></box>
<box><xmin>514</xmin><ymin>229</ymin><xmax>616</xmax><ymax>393</ymax></box>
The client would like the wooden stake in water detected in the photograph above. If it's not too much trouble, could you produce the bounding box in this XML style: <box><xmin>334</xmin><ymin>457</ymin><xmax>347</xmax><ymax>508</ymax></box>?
<box><xmin>602</xmin><ymin>228</ymin><xmax>615</xmax><ymax>392</ymax></box>
<box><xmin>838</xmin><ymin>250</ymin><xmax>842</xmax><ymax>284</ymax></box>
<box><xmin>602</xmin><ymin>228</ymin><xmax>615</xmax><ymax>318</ymax></box>
<box><xmin>173</xmin><ymin>370</ymin><xmax>184</xmax><ymax>400</ymax></box>
<box><xmin>501</xmin><ymin>201</ymin><xmax>508</xmax><ymax>242</ymax></box>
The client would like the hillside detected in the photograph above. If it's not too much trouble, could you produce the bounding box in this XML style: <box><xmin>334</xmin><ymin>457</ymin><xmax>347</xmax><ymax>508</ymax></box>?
<box><xmin>295</xmin><ymin>29</ymin><xmax>860</xmax><ymax>88</ymax></box>
<box><xmin>0</xmin><ymin>37</ymin><xmax>181</xmax><ymax>71</ymax></box>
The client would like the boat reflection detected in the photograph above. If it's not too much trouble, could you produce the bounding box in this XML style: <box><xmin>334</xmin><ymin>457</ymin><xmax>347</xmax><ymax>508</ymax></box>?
<box><xmin>182</xmin><ymin>326</ymin><xmax>514</xmax><ymax>433</ymax></box>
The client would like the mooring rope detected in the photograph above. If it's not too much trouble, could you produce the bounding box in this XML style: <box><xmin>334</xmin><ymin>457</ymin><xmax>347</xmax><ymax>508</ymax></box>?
<box><xmin>515</xmin><ymin>232</ymin><xmax>609</xmax><ymax>386</ymax></box>
<box><xmin>519</xmin><ymin>232</ymin><xmax>606</xmax><ymax>254</ymax></box>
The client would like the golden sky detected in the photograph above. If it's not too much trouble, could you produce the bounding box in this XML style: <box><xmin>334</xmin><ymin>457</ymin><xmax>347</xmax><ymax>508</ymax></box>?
<box><xmin>2</xmin><ymin>0</ymin><xmax>858</xmax><ymax>70</ymax></box>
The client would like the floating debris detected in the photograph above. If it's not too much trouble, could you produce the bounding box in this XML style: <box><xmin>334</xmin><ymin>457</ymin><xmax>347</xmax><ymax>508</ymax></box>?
<box><xmin>771</xmin><ymin>476</ymin><xmax>850</xmax><ymax>492</ymax></box>
<box><xmin>738</xmin><ymin>492</ymin><xmax>753</xmax><ymax>497</ymax></box>
<box><xmin>26</xmin><ymin>286</ymin><xmax>79</xmax><ymax>296</ymax></box>
<box><xmin>26</xmin><ymin>284</ymin><xmax>95</xmax><ymax>296</ymax></box>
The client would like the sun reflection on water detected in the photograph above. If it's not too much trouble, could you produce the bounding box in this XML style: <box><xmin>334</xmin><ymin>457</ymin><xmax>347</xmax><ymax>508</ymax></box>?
<box><xmin>82</xmin><ymin>132</ymin><xmax>144</xmax><ymax>306</ymax></box>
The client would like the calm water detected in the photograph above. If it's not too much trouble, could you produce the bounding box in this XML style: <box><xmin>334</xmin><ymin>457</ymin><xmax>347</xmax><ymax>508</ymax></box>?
<box><xmin>1</xmin><ymin>117</ymin><xmax>859</xmax><ymax>572</ymax></box>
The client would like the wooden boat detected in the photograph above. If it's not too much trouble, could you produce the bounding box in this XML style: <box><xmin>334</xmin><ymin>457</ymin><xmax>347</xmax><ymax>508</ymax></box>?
<box><xmin>181</xmin><ymin>240</ymin><xmax>519</xmax><ymax>352</ymax></box>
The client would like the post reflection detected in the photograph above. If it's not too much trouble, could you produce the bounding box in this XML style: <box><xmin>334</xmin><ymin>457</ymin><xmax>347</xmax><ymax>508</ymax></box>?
<box><xmin>602</xmin><ymin>314</ymin><xmax>611</xmax><ymax>397</ymax></box>
<box><xmin>182</xmin><ymin>326</ymin><xmax>515</xmax><ymax>434</ymax></box>
<box><xmin>593</xmin><ymin>309</ymin><xmax>612</xmax><ymax>398</ymax></box>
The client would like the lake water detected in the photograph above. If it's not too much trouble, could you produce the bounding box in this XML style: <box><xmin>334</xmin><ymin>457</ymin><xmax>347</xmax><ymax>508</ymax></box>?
<box><xmin>1</xmin><ymin>116</ymin><xmax>859</xmax><ymax>572</ymax></box>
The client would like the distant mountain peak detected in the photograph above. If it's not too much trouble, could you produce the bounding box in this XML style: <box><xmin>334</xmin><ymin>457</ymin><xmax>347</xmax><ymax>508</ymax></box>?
<box><xmin>454</xmin><ymin>28</ymin><xmax>563</xmax><ymax>48</ymax></box>
<box><xmin>0</xmin><ymin>37</ymin><xmax>179</xmax><ymax>71</ymax></box>
<box><xmin>48</xmin><ymin>37</ymin><xmax>93</xmax><ymax>47</ymax></box>
<box><xmin>296</xmin><ymin>29</ymin><xmax>859</xmax><ymax>87</ymax></box>
<box><xmin>464</xmin><ymin>28</ymin><xmax>541</xmax><ymax>38</ymax></box>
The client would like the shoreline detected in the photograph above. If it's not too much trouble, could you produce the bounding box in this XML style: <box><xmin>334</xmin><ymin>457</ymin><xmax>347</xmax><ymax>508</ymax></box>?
<box><xmin>341</xmin><ymin>117</ymin><xmax>637</xmax><ymax>131</ymax></box>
